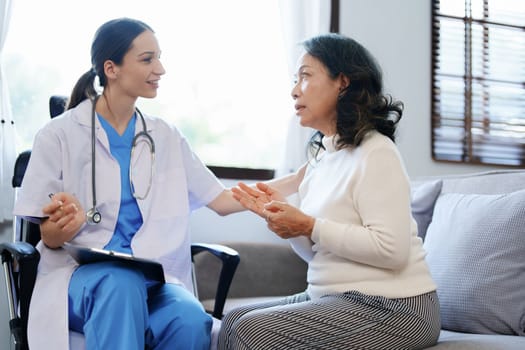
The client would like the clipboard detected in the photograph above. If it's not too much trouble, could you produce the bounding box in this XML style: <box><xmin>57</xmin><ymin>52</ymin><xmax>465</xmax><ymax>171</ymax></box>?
<box><xmin>63</xmin><ymin>242</ymin><xmax>165</xmax><ymax>283</ymax></box>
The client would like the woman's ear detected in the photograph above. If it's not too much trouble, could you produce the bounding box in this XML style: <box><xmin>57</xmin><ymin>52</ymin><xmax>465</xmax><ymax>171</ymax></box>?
<box><xmin>103</xmin><ymin>60</ymin><xmax>118</xmax><ymax>80</ymax></box>
<box><xmin>338</xmin><ymin>74</ymin><xmax>350</xmax><ymax>98</ymax></box>
<box><xmin>339</xmin><ymin>74</ymin><xmax>350</xmax><ymax>92</ymax></box>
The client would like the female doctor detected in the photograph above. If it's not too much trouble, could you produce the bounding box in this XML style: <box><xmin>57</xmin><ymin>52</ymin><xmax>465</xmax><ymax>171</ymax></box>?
<box><xmin>13</xmin><ymin>18</ymin><xmax>302</xmax><ymax>350</ymax></box>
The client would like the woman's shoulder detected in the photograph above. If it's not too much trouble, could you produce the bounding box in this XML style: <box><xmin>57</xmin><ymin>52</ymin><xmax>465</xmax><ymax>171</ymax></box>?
<box><xmin>142</xmin><ymin>113</ymin><xmax>187</xmax><ymax>143</ymax></box>
<box><xmin>360</xmin><ymin>130</ymin><xmax>398</xmax><ymax>152</ymax></box>
<box><xmin>349</xmin><ymin>131</ymin><xmax>403</xmax><ymax>166</ymax></box>
<box><xmin>144</xmin><ymin>114</ymin><xmax>177</xmax><ymax>131</ymax></box>
<box><xmin>46</xmin><ymin>99</ymin><xmax>91</xmax><ymax>125</ymax></box>
<box><xmin>37</xmin><ymin>103</ymin><xmax>86</xmax><ymax>136</ymax></box>
<box><xmin>144</xmin><ymin>113</ymin><xmax>168</xmax><ymax>126</ymax></box>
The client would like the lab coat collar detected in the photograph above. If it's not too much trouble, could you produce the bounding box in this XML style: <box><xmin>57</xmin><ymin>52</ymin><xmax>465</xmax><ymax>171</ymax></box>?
<box><xmin>72</xmin><ymin>98</ymin><xmax>156</xmax><ymax>133</ymax></box>
<box><xmin>71</xmin><ymin>99</ymin><xmax>156</xmax><ymax>152</ymax></box>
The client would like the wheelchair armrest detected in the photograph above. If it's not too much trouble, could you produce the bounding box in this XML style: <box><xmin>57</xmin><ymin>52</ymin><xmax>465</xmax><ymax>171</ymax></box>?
<box><xmin>1</xmin><ymin>241</ymin><xmax>40</xmax><ymax>348</ymax></box>
<box><xmin>191</xmin><ymin>243</ymin><xmax>240</xmax><ymax>319</ymax></box>
<box><xmin>1</xmin><ymin>242</ymin><xmax>40</xmax><ymax>264</ymax></box>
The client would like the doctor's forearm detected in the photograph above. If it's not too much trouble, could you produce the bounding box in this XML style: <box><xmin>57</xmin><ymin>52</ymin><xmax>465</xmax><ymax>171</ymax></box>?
<box><xmin>207</xmin><ymin>189</ymin><xmax>246</xmax><ymax>216</ymax></box>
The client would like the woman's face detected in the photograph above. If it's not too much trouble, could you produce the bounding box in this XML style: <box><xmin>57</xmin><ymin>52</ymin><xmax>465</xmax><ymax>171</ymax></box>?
<box><xmin>291</xmin><ymin>53</ymin><xmax>346</xmax><ymax>136</ymax></box>
<box><xmin>111</xmin><ymin>30</ymin><xmax>165</xmax><ymax>99</ymax></box>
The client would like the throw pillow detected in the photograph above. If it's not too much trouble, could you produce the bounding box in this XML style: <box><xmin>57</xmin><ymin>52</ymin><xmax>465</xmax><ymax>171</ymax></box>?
<box><xmin>423</xmin><ymin>190</ymin><xmax>525</xmax><ymax>335</ymax></box>
<box><xmin>410</xmin><ymin>180</ymin><xmax>443</xmax><ymax>239</ymax></box>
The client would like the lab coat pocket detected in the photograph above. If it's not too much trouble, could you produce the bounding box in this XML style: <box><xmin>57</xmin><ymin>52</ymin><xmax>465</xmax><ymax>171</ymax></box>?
<box><xmin>149</xmin><ymin>169</ymin><xmax>190</xmax><ymax>219</ymax></box>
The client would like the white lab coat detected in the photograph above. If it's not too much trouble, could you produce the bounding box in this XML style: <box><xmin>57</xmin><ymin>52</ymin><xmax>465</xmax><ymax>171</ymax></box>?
<box><xmin>13</xmin><ymin>99</ymin><xmax>224</xmax><ymax>350</ymax></box>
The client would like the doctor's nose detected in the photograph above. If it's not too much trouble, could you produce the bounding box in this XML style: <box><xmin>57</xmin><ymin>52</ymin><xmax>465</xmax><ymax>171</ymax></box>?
<box><xmin>155</xmin><ymin>61</ymin><xmax>166</xmax><ymax>76</ymax></box>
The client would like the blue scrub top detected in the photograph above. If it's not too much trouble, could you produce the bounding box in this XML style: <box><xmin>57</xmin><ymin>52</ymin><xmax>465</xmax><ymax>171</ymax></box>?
<box><xmin>98</xmin><ymin>113</ymin><xmax>143</xmax><ymax>254</ymax></box>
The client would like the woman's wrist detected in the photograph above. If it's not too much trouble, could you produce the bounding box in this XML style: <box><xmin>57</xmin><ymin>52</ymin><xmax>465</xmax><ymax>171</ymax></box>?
<box><xmin>303</xmin><ymin>215</ymin><xmax>316</xmax><ymax>237</ymax></box>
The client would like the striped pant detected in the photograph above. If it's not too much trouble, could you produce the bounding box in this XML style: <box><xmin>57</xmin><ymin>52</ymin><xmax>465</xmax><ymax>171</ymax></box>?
<box><xmin>218</xmin><ymin>290</ymin><xmax>440</xmax><ymax>350</ymax></box>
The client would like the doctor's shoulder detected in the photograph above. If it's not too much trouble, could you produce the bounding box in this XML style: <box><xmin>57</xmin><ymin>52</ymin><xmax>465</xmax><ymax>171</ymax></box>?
<box><xmin>29</xmin><ymin>108</ymin><xmax>91</xmax><ymax>153</ymax></box>
<box><xmin>148</xmin><ymin>114</ymin><xmax>186</xmax><ymax>141</ymax></box>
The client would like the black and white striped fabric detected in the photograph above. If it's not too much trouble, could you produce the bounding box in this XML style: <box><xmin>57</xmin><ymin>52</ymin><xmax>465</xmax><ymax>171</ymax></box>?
<box><xmin>218</xmin><ymin>290</ymin><xmax>440</xmax><ymax>350</ymax></box>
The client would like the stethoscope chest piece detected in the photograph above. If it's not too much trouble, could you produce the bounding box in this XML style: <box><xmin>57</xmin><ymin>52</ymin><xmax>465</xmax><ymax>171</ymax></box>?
<box><xmin>86</xmin><ymin>207</ymin><xmax>102</xmax><ymax>225</ymax></box>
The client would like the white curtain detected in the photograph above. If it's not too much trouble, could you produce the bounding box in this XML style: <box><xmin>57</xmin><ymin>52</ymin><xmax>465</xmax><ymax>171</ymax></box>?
<box><xmin>276</xmin><ymin>0</ymin><xmax>331</xmax><ymax>176</ymax></box>
<box><xmin>0</xmin><ymin>0</ymin><xmax>16</xmax><ymax>223</ymax></box>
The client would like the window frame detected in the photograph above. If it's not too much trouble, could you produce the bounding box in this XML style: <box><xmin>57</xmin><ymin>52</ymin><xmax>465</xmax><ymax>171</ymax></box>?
<box><xmin>431</xmin><ymin>0</ymin><xmax>525</xmax><ymax>167</ymax></box>
<box><xmin>208</xmin><ymin>166</ymin><xmax>274</xmax><ymax>180</ymax></box>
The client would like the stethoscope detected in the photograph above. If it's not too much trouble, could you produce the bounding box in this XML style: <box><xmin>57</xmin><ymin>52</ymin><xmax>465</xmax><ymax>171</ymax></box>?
<box><xmin>86</xmin><ymin>95</ymin><xmax>156</xmax><ymax>225</ymax></box>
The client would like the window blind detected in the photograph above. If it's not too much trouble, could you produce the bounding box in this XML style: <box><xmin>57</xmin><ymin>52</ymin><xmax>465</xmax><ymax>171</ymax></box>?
<box><xmin>431</xmin><ymin>0</ymin><xmax>525</xmax><ymax>166</ymax></box>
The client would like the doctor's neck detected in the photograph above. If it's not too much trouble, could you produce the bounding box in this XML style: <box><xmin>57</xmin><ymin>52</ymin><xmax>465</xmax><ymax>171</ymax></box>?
<box><xmin>97</xmin><ymin>92</ymin><xmax>137</xmax><ymax>135</ymax></box>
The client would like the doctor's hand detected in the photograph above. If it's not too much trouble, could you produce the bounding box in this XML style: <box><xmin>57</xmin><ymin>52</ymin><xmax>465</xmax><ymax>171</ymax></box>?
<box><xmin>263</xmin><ymin>201</ymin><xmax>315</xmax><ymax>239</ymax></box>
<box><xmin>41</xmin><ymin>192</ymin><xmax>85</xmax><ymax>248</ymax></box>
<box><xmin>232</xmin><ymin>182</ymin><xmax>286</xmax><ymax>218</ymax></box>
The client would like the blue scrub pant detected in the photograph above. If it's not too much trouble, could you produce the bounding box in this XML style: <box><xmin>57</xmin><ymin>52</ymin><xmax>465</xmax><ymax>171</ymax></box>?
<box><xmin>68</xmin><ymin>261</ymin><xmax>212</xmax><ymax>349</ymax></box>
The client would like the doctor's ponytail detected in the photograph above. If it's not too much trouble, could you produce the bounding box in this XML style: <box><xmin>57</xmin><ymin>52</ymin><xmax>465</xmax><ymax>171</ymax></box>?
<box><xmin>67</xmin><ymin>69</ymin><xmax>98</xmax><ymax>110</ymax></box>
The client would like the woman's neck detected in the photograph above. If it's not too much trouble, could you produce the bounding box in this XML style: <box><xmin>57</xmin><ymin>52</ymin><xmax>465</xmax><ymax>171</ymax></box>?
<box><xmin>96</xmin><ymin>93</ymin><xmax>136</xmax><ymax>135</ymax></box>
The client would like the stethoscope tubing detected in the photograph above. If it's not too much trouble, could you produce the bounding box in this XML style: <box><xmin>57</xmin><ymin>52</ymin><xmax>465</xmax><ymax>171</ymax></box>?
<box><xmin>87</xmin><ymin>95</ymin><xmax>155</xmax><ymax>225</ymax></box>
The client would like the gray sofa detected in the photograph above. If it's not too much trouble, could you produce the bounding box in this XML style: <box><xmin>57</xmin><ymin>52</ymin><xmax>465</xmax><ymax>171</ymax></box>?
<box><xmin>194</xmin><ymin>170</ymin><xmax>525</xmax><ymax>349</ymax></box>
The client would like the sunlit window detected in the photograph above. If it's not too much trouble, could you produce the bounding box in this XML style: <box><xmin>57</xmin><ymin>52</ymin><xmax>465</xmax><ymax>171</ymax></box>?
<box><xmin>431</xmin><ymin>0</ymin><xmax>525</xmax><ymax>166</ymax></box>
<box><xmin>4</xmin><ymin>0</ymin><xmax>292</xmax><ymax>170</ymax></box>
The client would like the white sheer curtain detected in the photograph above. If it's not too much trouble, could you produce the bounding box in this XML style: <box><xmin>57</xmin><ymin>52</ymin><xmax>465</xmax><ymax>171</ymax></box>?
<box><xmin>0</xmin><ymin>0</ymin><xmax>15</xmax><ymax>223</ymax></box>
<box><xmin>276</xmin><ymin>0</ymin><xmax>332</xmax><ymax>176</ymax></box>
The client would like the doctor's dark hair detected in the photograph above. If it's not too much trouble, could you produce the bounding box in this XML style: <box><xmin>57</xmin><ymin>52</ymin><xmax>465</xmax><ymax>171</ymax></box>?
<box><xmin>67</xmin><ymin>18</ymin><xmax>153</xmax><ymax>109</ymax></box>
<box><xmin>303</xmin><ymin>33</ymin><xmax>403</xmax><ymax>159</ymax></box>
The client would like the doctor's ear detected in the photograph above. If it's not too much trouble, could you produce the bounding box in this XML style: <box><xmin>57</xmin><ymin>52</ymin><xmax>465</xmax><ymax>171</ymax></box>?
<box><xmin>103</xmin><ymin>60</ymin><xmax>119</xmax><ymax>80</ymax></box>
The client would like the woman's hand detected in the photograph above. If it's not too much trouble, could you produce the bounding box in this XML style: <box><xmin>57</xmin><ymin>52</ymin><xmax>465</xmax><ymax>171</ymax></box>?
<box><xmin>41</xmin><ymin>192</ymin><xmax>85</xmax><ymax>248</ymax></box>
<box><xmin>231</xmin><ymin>182</ymin><xmax>286</xmax><ymax>218</ymax></box>
<box><xmin>232</xmin><ymin>182</ymin><xmax>315</xmax><ymax>238</ymax></box>
<box><xmin>263</xmin><ymin>201</ymin><xmax>315</xmax><ymax>239</ymax></box>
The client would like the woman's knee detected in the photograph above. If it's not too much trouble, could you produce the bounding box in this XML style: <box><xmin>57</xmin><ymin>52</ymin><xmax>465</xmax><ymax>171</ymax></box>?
<box><xmin>228</xmin><ymin>312</ymin><xmax>266</xmax><ymax>346</ymax></box>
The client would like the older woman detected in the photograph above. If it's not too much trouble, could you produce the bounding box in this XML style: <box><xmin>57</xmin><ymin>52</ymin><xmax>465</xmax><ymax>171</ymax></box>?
<box><xmin>218</xmin><ymin>33</ymin><xmax>441</xmax><ymax>350</ymax></box>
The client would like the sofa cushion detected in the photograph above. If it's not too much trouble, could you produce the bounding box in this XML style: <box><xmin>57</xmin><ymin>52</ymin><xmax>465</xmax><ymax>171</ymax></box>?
<box><xmin>423</xmin><ymin>189</ymin><xmax>525</xmax><ymax>336</ymax></box>
<box><xmin>411</xmin><ymin>179</ymin><xmax>443</xmax><ymax>239</ymax></box>
<box><xmin>426</xmin><ymin>330</ymin><xmax>525</xmax><ymax>349</ymax></box>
